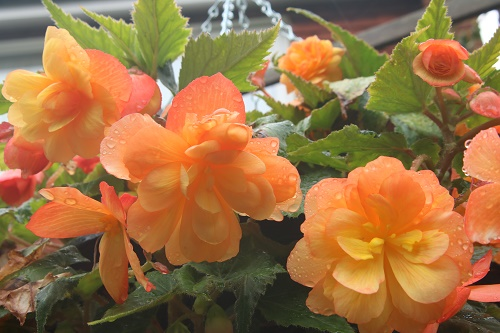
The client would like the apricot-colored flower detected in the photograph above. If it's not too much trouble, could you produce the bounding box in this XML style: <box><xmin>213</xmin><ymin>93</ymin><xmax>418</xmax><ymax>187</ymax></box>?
<box><xmin>278</xmin><ymin>36</ymin><xmax>345</xmax><ymax>93</ymax></box>
<box><xmin>121</xmin><ymin>69</ymin><xmax>162</xmax><ymax>117</ymax></box>
<box><xmin>26</xmin><ymin>182</ymin><xmax>154</xmax><ymax>304</ymax></box>
<box><xmin>413</xmin><ymin>39</ymin><xmax>482</xmax><ymax>87</ymax></box>
<box><xmin>1</xmin><ymin>26</ymin><xmax>132</xmax><ymax>163</ymax></box>
<box><xmin>463</xmin><ymin>127</ymin><xmax>500</xmax><ymax>244</ymax></box>
<box><xmin>100</xmin><ymin>73</ymin><xmax>302</xmax><ymax>264</ymax></box>
<box><xmin>287</xmin><ymin>156</ymin><xmax>472</xmax><ymax>333</ymax></box>
<box><xmin>0</xmin><ymin>169</ymin><xmax>43</xmax><ymax>206</ymax></box>
<box><xmin>468</xmin><ymin>89</ymin><xmax>500</xmax><ymax>118</ymax></box>
<box><xmin>4</xmin><ymin>129</ymin><xmax>51</xmax><ymax>177</ymax></box>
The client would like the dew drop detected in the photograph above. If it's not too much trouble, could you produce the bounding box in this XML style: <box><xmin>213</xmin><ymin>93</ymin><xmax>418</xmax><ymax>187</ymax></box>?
<box><xmin>457</xmin><ymin>239</ymin><xmax>463</xmax><ymax>245</ymax></box>
<box><xmin>41</xmin><ymin>190</ymin><xmax>55</xmax><ymax>201</ymax></box>
<box><xmin>113</xmin><ymin>129</ymin><xmax>120</xmax><ymax>135</ymax></box>
<box><xmin>457</xmin><ymin>225</ymin><xmax>463</xmax><ymax>231</ymax></box>
<box><xmin>288</xmin><ymin>174</ymin><xmax>298</xmax><ymax>182</ymax></box>
<box><xmin>106</xmin><ymin>140</ymin><xmax>117</xmax><ymax>149</ymax></box>
<box><xmin>270</xmin><ymin>140</ymin><xmax>278</xmax><ymax>148</ymax></box>
<box><xmin>462</xmin><ymin>244</ymin><xmax>469</xmax><ymax>251</ymax></box>
<box><xmin>119</xmin><ymin>139</ymin><xmax>126</xmax><ymax>145</ymax></box>
<box><xmin>464</xmin><ymin>139</ymin><xmax>472</xmax><ymax>148</ymax></box>
<box><xmin>65</xmin><ymin>198</ymin><xmax>77</xmax><ymax>205</ymax></box>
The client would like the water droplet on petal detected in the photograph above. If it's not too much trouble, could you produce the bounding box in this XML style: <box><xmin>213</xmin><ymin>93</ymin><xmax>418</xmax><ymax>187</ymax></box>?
<box><xmin>119</xmin><ymin>139</ymin><xmax>126</xmax><ymax>145</ymax></box>
<box><xmin>106</xmin><ymin>140</ymin><xmax>117</xmax><ymax>149</ymax></box>
<box><xmin>65</xmin><ymin>198</ymin><xmax>77</xmax><ymax>205</ymax></box>
<box><xmin>464</xmin><ymin>139</ymin><xmax>472</xmax><ymax>148</ymax></box>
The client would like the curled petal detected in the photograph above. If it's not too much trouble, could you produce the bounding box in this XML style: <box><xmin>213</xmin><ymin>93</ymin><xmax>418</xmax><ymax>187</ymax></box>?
<box><xmin>121</xmin><ymin>228</ymin><xmax>155</xmax><ymax>292</ymax></box>
<box><xmin>469</xmin><ymin>91</ymin><xmax>500</xmax><ymax>118</ymax></box>
<box><xmin>287</xmin><ymin>239</ymin><xmax>331</xmax><ymax>287</ymax></box>
<box><xmin>463</xmin><ymin>127</ymin><xmax>500</xmax><ymax>183</ymax></box>
<box><xmin>306</xmin><ymin>280</ymin><xmax>335</xmax><ymax>315</ymax></box>
<box><xmin>100</xmin><ymin>182</ymin><xmax>126</xmax><ymax>224</ymax></box>
<box><xmin>333</xmin><ymin>253</ymin><xmax>385</xmax><ymax>294</ymax></box>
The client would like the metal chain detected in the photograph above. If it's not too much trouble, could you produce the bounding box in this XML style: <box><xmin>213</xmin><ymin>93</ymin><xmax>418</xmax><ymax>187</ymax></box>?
<box><xmin>200</xmin><ymin>0</ymin><xmax>300</xmax><ymax>41</ymax></box>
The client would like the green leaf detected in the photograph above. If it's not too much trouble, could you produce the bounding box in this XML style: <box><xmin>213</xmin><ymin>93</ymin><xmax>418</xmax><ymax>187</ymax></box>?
<box><xmin>391</xmin><ymin>112</ymin><xmax>441</xmax><ymax>145</ymax></box>
<box><xmin>187</xmin><ymin>240</ymin><xmax>285</xmax><ymax>333</ymax></box>
<box><xmin>70</xmin><ymin>173</ymin><xmax>125</xmax><ymax>197</ymax></box>
<box><xmin>258</xmin><ymin>274</ymin><xmax>354</xmax><ymax>332</ymax></box>
<box><xmin>259</xmin><ymin>95</ymin><xmax>304</xmax><ymax>124</ymax></box>
<box><xmin>280</xmin><ymin>70</ymin><xmax>334</xmax><ymax>109</ymax></box>
<box><xmin>287</xmin><ymin>125</ymin><xmax>412</xmax><ymax>171</ymax></box>
<box><xmin>42</xmin><ymin>0</ymin><xmax>129</xmax><ymax>66</ymax></box>
<box><xmin>328</xmin><ymin>76</ymin><xmax>375</xmax><ymax>117</ymax></box>
<box><xmin>81</xmin><ymin>8</ymin><xmax>146</xmax><ymax>70</ymax></box>
<box><xmin>410</xmin><ymin>138</ymin><xmax>441</xmax><ymax>166</ymax></box>
<box><xmin>0</xmin><ymin>84</ymin><xmax>12</xmax><ymax>115</ymax></box>
<box><xmin>289</xmin><ymin>8</ymin><xmax>388</xmax><ymax>78</ymax></box>
<box><xmin>465</xmin><ymin>27</ymin><xmax>500</xmax><ymax>81</ymax></box>
<box><xmin>414</xmin><ymin>0</ymin><xmax>453</xmax><ymax>42</ymax></box>
<box><xmin>297</xmin><ymin>99</ymin><xmax>341</xmax><ymax>132</ymax></box>
<box><xmin>35</xmin><ymin>274</ymin><xmax>81</xmax><ymax>333</ymax></box>
<box><xmin>366</xmin><ymin>29</ymin><xmax>432</xmax><ymax>114</ymax></box>
<box><xmin>132</xmin><ymin>0</ymin><xmax>191</xmax><ymax>78</ymax></box>
<box><xmin>179</xmin><ymin>25</ymin><xmax>279</xmax><ymax>92</ymax></box>
<box><xmin>158</xmin><ymin>61</ymin><xmax>178</xmax><ymax>95</ymax></box>
<box><xmin>0</xmin><ymin>246</ymin><xmax>89</xmax><ymax>288</ymax></box>
<box><xmin>484</xmin><ymin>70</ymin><xmax>500</xmax><ymax>91</ymax></box>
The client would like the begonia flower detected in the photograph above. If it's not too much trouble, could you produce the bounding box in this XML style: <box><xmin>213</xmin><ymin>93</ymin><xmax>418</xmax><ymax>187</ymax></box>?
<box><xmin>463</xmin><ymin>127</ymin><xmax>500</xmax><ymax>244</ymax></box>
<box><xmin>4</xmin><ymin>130</ymin><xmax>51</xmax><ymax>177</ymax></box>
<box><xmin>0</xmin><ymin>169</ymin><xmax>44</xmax><ymax>207</ymax></box>
<box><xmin>100</xmin><ymin>73</ymin><xmax>302</xmax><ymax>264</ymax></box>
<box><xmin>469</xmin><ymin>89</ymin><xmax>500</xmax><ymax>119</ymax></box>
<box><xmin>2</xmin><ymin>26</ymin><xmax>132</xmax><ymax>163</ymax></box>
<box><xmin>26</xmin><ymin>182</ymin><xmax>154</xmax><ymax>304</ymax></box>
<box><xmin>278</xmin><ymin>36</ymin><xmax>345</xmax><ymax>93</ymax></box>
<box><xmin>413</xmin><ymin>39</ymin><xmax>482</xmax><ymax>87</ymax></box>
<box><xmin>287</xmin><ymin>156</ymin><xmax>472</xmax><ymax>333</ymax></box>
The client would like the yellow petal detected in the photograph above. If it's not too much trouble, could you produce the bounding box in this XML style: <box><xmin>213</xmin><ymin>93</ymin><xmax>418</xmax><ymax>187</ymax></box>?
<box><xmin>2</xmin><ymin>70</ymin><xmax>52</xmax><ymax>102</ymax></box>
<box><xmin>333</xmin><ymin>252</ymin><xmax>385</xmax><ymax>294</ymax></box>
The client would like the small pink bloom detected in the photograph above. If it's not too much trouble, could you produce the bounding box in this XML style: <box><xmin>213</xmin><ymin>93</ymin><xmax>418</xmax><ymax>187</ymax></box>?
<box><xmin>121</xmin><ymin>69</ymin><xmax>162</xmax><ymax>117</ymax></box>
<box><xmin>469</xmin><ymin>89</ymin><xmax>500</xmax><ymax>119</ymax></box>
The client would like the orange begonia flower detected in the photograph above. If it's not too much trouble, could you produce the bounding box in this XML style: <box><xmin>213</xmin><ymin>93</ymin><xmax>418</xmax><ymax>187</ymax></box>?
<box><xmin>287</xmin><ymin>156</ymin><xmax>472</xmax><ymax>333</ymax></box>
<box><xmin>278</xmin><ymin>36</ymin><xmax>345</xmax><ymax>93</ymax></box>
<box><xmin>100</xmin><ymin>73</ymin><xmax>302</xmax><ymax>265</ymax></box>
<box><xmin>0</xmin><ymin>169</ymin><xmax>43</xmax><ymax>207</ymax></box>
<box><xmin>1</xmin><ymin>26</ymin><xmax>132</xmax><ymax>163</ymax></box>
<box><xmin>413</xmin><ymin>39</ymin><xmax>482</xmax><ymax>87</ymax></box>
<box><xmin>463</xmin><ymin>127</ymin><xmax>500</xmax><ymax>244</ymax></box>
<box><xmin>26</xmin><ymin>182</ymin><xmax>154</xmax><ymax>304</ymax></box>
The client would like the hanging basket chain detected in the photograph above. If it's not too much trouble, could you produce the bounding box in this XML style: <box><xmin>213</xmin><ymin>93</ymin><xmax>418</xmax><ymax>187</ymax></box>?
<box><xmin>200</xmin><ymin>0</ymin><xmax>301</xmax><ymax>41</ymax></box>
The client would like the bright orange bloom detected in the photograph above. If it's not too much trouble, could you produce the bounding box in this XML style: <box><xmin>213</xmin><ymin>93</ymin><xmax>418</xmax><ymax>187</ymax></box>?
<box><xmin>463</xmin><ymin>127</ymin><xmax>500</xmax><ymax>244</ymax></box>
<box><xmin>468</xmin><ymin>89</ymin><xmax>500</xmax><ymax>119</ymax></box>
<box><xmin>278</xmin><ymin>36</ymin><xmax>345</xmax><ymax>93</ymax></box>
<box><xmin>100</xmin><ymin>73</ymin><xmax>302</xmax><ymax>265</ymax></box>
<box><xmin>287</xmin><ymin>156</ymin><xmax>472</xmax><ymax>333</ymax></box>
<box><xmin>26</xmin><ymin>182</ymin><xmax>154</xmax><ymax>304</ymax></box>
<box><xmin>413</xmin><ymin>39</ymin><xmax>482</xmax><ymax>87</ymax></box>
<box><xmin>0</xmin><ymin>169</ymin><xmax>43</xmax><ymax>206</ymax></box>
<box><xmin>2</xmin><ymin>26</ymin><xmax>132</xmax><ymax>163</ymax></box>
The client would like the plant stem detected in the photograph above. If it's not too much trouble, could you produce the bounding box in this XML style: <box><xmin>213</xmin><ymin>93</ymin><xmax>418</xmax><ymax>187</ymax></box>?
<box><xmin>456</xmin><ymin>117</ymin><xmax>500</xmax><ymax>148</ymax></box>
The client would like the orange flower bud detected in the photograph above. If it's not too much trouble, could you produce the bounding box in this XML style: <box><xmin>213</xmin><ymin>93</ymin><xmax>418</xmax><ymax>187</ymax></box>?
<box><xmin>278</xmin><ymin>36</ymin><xmax>345</xmax><ymax>93</ymax></box>
<box><xmin>413</xmin><ymin>39</ymin><xmax>482</xmax><ymax>87</ymax></box>
<box><xmin>469</xmin><ymin>89</ymin><xmax>500</xmax><ymax>118</ymax></box>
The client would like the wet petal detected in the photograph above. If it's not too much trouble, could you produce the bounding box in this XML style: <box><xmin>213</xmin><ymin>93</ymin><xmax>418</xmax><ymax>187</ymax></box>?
<box><xmin>463</xmin><ymin>128</ymin><xmax>500</xmax><ymax>183</ymax></box>
<box><xmin>305</xmin><ymin>281</ymin><xmax>335</xmax><ymax>316</ymax></box>
<box><xmin>301</xmin><ymin>209</ymin><xmax>344</xmax><ymax>260</ymax></box>
<box><xmin>99</xmin><ymin>228</ymin><xmax>129</xmax><ymax>304</ymax></box>
<box><xmin>465</xmin><ymin>183</ymin><xmax>500</xmax><ymax>244</ymax></box>
<box><xmin>166</xmin><ymin>73</ymin><xmax>245</xmax><ymax>133</ymax></box>
<box><xmin>333</xmin><ymin>253</ymin><xmax>385</xmax><ymax>294</ymax></box>
<box><xmin>287</xmin><ymin>239</ymin><xmax>330</xmax><ymax>287</ymax></box>
<box><xmin>468</xmin><ymin>284</ymin><xmax>500</xmax><ymax>302</ymax></box>
<box><xmin>121</xmin><ymin>228</ymin><xmax>154</xmax><ymax>292</ymax></box>
<box><xmin>99</xmin><ymin>182</ymin><xmax>126</xmax><ymax>224</ymax></box>
<box><xmin>305</xmin><ymin>178</ymin><xmax>347</xmax><ymax>218</ymax></box>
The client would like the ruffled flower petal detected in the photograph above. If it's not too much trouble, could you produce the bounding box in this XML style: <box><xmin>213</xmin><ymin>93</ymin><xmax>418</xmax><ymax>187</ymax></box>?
<box><xmin>465</xmin><ymin>183</ymin><xmax>500</xmax><ymax>244</ymax></box>
<box><xmin>463</xmin><ymin>127</ymin><xmax>500</xmax><ymax>183</ymax></box>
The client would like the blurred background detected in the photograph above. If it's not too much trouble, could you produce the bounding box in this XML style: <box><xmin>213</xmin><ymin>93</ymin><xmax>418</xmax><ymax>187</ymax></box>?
<box><xmin>0</xmin><ymin>0</ymin><xmax>499</xmax><ymax>110</ymax></box>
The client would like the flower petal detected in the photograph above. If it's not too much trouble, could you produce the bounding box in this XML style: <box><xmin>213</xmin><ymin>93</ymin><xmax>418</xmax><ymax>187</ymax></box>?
<box><xmin>121</xmin><ymin>228</ymin><xmax>154</xmax><ymax>292</ymax></box>
<box><xmin>333</xmin><ymin>252</ymin><xmax>385</xmax><ymax>294</ymax></box>
<box><xmin>305</xmin><ymin>280</ymin><xmax>335</xmax><ymax>316</ymax></box>
<box><xmin>468</xmin><ymin>284</ymin><xmax>500</xmax><ymax>302</ymax></box>
<box><xmin>2</xmin><ymin>70</ymin><xmax>52</xmax><ymax>102</ymax></box>
<box><xmin>287</xmin><ymin>239</ymin><xmax>331</xmax><ymax>287</ymax></box>
<box><xmin>99</xmin><ymin>227</ymin><xmax>129</xmax><ymax>304</ymax></box>
<box><xmin>187</xmin><ymin>201</ymin><xmax>230</xmax><ymax>245</ymax></box>
<box><xmin>387</xmin><ymin>250</ymin><xmax>460</xmax><ymax>304</ymax></box>
<box><xmin>464</xmin><ymin>183</ymin><xmax>500</xmax><ymax>244</ymax></box>
<box><xmin>463</xmin><ymin>127</ymin><xmax>500</xmax><ymax>183</ymax></box>
<box><xmin>99</xmin><ymin>182</ymin><xmax>126</xmax><ymax>224</ymax></box>
<box><xmin>166</xmin><ymin>73</ymin><xmax>245</xmax><ymax>133</ymax></box>
<box><xmin>305</xmin><ymin>178</ymin><xmax>348</xmax><ymax>218</ymax></box>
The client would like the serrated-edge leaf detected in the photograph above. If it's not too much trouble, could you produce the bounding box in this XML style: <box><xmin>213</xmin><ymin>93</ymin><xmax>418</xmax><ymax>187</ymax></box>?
<box><xmin>179</xmin><ymin>26</ymin><xmax>279</xmax><ymax>92</ymax></box>
<box><xmin>484</xmin><ymin>70</ymin><xmax>500</xmax><ymax>91</ymax></box>
<box><xmin>366</xmin><ymin>28</ymin><xmax>432</xmax><ymax>114</ymax></box>
<box><xmin>258</xmin><ymin>95</ymin><xmax>304</xmax><ymax>123</ymax></box>
<box><xmin>287</xmin><ymin>125</ymin><xmax>412</xmax><ymax>171</ymax></box>
<box><xmin>415</xmin><ymin>0</ymin><xmax>453</xmax><ymax>42</ymax></box>
<box><xmin>81</xmin><ymin>8</ymin><xmax>146</xmax><ymax>70</ymax></box>
<box><xmin>132</xmin><ymin>0</ymin><xmax>191</xmax><ymax>77</ymax></box>
<box><xmin>289</xmin><ymin>8</ymin><xmax>388</xmax><ymax>78</ymax></box>
<box><xmin>281</xmin><ymin>69</ymin><xmax>334</xmax><ymax>109</ymax></box>
<box><xmin>42</xmin><ymin>0</ymin><xmax>130</xmax><ymax>67</ymax></box>
<box><xmin>466</xmin><ymin>27</ymin><xmax>500</xmax><ymax>80</ymax></box>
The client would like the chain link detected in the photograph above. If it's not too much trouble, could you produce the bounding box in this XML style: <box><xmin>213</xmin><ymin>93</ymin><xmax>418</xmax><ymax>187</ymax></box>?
<box><xmin>200</xmin><ymin>0</ymin><xmax>300</xmax><ymax>41</ymax></box>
